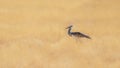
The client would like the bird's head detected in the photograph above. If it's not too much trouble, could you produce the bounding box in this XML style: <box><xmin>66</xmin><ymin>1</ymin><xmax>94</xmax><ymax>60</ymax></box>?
<box><xmin>66</xmin><ymin>25</ymin><xmax>73</xmax><ymax>29</ymax></box>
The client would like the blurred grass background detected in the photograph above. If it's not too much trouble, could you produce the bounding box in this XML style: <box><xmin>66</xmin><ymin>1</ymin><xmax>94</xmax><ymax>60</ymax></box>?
<box><xmin>0</xmin><ymin>0</ymin><xmax>120</xmax><ymax>68</ymax></box>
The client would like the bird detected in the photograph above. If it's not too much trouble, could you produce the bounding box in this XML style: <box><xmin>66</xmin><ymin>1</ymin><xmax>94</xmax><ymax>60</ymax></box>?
<box><xmin>66</xmin><ymin>25</ymin><xmax>91</xmax><ymax>39</ymax></box>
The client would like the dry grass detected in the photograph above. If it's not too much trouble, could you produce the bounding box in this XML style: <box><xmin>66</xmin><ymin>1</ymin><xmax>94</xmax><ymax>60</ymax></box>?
<box><xmin>0</xmin><ymin>0</ymin><xmax>120</xmax><ymax>68</ymax></box>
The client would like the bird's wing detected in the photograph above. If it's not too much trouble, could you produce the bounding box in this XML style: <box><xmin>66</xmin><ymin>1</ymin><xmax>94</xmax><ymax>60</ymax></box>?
<box><xmin>73</xmin><ymin>32</ymin><xmax>91</xmax><ymax>39</ymax></box>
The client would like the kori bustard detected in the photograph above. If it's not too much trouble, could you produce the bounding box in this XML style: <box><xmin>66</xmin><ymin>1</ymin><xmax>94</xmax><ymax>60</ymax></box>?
<box><xmin>66</xmin><ymin>25</ymin><xmax>91</xmax><ymax>39</ymax></box>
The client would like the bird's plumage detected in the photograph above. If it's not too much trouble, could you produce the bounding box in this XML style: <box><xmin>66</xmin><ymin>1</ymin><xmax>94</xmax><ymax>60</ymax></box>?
<box><xmin>66</xmin><ymin>25</ymin><xmax>91</xmax><ymax>39</ymax></box>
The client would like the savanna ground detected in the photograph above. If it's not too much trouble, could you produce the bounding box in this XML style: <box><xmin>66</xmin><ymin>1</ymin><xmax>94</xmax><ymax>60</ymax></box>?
<box><xmin>0</xmin><ymin>0</ymin><xmax>120</xmax><ymax>68</ymax></box>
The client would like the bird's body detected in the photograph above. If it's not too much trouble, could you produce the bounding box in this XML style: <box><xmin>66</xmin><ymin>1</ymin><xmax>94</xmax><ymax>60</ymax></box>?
<box><xmin>66</xmin><ymin>25</ymin><xmax>91</xmax><ymax>39</ymax></box>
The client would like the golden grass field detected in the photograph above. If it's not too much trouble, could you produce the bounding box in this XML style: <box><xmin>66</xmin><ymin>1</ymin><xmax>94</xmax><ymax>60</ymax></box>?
<box><xmin>0</xmin><ymin>0</ymin><xmax>120</xmax><ymax>68</ymax></box>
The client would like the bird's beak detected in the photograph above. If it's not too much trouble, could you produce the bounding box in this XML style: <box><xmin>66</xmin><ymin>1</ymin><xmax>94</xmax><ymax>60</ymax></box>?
<box><xmin>66</xmin><ymin>27</ymin><xmax>68</xmax><ymax>29</ymax></box>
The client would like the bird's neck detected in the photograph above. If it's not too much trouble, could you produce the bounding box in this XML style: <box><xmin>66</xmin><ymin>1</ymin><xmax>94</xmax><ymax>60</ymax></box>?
<box><xmin>68</xmin><ymin>28</ymin><xmax>72</xmax><ymax>36</ymax></box>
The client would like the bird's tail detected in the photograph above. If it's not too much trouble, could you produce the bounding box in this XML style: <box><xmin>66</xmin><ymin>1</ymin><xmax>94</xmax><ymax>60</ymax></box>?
<box><xmin>83</xmin><ymin>35</ymin><xmax>91</xmax><ymax>39</ymax></box>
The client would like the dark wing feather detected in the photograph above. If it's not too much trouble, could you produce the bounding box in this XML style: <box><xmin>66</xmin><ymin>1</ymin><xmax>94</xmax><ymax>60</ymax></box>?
<box><xmin>71</xmin><ymin>32</ymin><xmax>91</xmax><ymax>39</ymax></box>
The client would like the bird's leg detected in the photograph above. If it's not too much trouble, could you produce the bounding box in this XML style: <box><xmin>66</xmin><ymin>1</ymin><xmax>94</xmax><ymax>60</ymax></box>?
<box><xmin>78</xmin><ymin>38</ymin><xmax>83</xmax><ymax>43</ymax></box>
<box><xmin>73</xmin><ymin>36</ymin><xmax>81</xmax><ymax>43</ymax></box>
